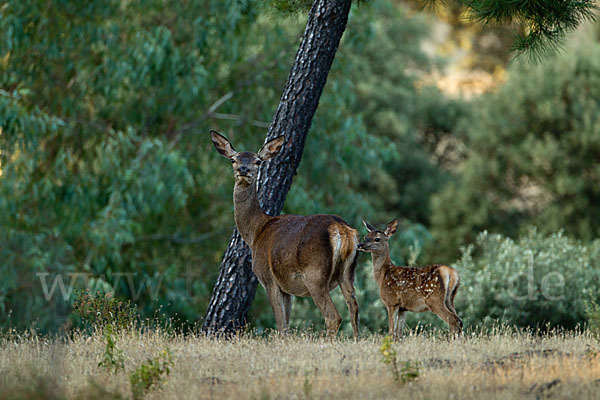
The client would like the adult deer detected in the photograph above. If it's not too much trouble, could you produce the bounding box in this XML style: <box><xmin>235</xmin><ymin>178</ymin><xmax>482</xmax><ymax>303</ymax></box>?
<box><xmin>358</xmin><ymin>219</ymin><xmax>462</xmax><ymax>339</ymax></box>
<box><xmin>210</xmin><ymin>130</ymin><xmax>360</xmax><ymax>336</ymax></box>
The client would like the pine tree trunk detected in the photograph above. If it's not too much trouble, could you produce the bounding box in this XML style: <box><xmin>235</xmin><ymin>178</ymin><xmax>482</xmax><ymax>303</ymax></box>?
<box><xmin>202</xmin><ymin>0</ymin><xmax>352</xmax><ymax>334</ymax></box>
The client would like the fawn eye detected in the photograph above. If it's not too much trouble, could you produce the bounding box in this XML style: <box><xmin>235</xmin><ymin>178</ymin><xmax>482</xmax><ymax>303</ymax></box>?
<box><xmin>374</xmin><ymin>238</ymin><xmax>381</xmax><ymax>242</ymax></box>
<box><xmin>230</xmin><ymin>158</ymin><xmax>235</xmax><ymax>163</ymax></box>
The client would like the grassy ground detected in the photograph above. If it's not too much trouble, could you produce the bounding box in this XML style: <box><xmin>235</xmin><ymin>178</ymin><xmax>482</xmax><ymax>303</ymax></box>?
<box><xmin>0</xmin><ymin>327</ymin><xmax>599</xmax><ymax>399</ymax></box>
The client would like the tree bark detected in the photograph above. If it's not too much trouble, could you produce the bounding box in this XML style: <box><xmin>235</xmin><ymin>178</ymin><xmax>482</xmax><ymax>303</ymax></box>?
<box><xmin>202</xmin><ymin>0</ymin><xmax>352</xmax><ymax>334</ymax></box>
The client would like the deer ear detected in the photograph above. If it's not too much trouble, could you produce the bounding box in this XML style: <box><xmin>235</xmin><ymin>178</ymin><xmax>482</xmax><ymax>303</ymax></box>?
<box><xmin>362</xmin><ymin>218</ymin><xmax>376</xmax><ymax>232</ymax></box>
<box><xmin>210</xmin><ymin>130</ymin><xmax>237</xmax><ymax>159</ymax></box>
<box><xmin>384</xmin><ymin>218</ymin><xmax>398</xmax><ymax>237</ymax></box>
<box><xmin>258</xmin><ymin>135</ymin><xmax>285</xmax><ymax>161</ymax></box>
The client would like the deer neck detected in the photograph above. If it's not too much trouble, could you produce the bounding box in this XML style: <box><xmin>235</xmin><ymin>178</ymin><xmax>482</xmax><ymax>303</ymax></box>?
<box><xmin>233</xmin><ymin>180</ymin><xmax>271</xmax><ymax>247</ymax></box>
<box><xmin>371</xmin><ymin>246</ymin><xmax>393</xmax><ymax>283</ymax></box>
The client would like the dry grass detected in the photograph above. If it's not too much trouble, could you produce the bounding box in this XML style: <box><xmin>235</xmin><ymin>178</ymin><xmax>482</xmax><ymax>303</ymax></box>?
<box><xmin>0</xmin><ymin>327</ymin><xmax>599</xmax><ymax>399</ymax></box>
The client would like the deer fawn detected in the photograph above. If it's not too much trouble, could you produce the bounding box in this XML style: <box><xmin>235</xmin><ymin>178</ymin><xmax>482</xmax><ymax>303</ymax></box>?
<box><xmin>358</xmin><ymin>218</ymin><xmax>462</xmax><ymax>338</ymax></box>
<box><xmin>210</xmin><ymin>131</ymin><xmax>360</xmax><ymax>336</ymax></box>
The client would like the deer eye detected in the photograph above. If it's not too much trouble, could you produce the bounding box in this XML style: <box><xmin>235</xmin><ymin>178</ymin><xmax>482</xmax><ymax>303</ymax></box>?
<box><xmin>374</xmin><ymin>238</ymin><xmax>381</xmax><ymax>242</ymax></box>
<box><xmin>230</xmin><ymin>158</ymin><xmax>235</xmax><ymax>163</ymax></box>
<box><xmin>255</xmin><ymin>160</ymin><xmax>261</xmax><ymax>165</ymax></box>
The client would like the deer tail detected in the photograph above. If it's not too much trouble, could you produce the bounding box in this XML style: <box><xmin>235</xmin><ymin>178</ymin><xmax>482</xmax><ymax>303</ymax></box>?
<box><xmin>438</xmin><ymin>265</ymin><xmax>460</xmax><ymax>309</ymax></box>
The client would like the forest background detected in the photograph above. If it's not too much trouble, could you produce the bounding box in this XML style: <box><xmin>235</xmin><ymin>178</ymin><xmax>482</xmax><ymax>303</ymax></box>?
<box><xmin>2</xmin><ymin>0</ymin><xmax>600</xmax><ymax>335</ymax></box>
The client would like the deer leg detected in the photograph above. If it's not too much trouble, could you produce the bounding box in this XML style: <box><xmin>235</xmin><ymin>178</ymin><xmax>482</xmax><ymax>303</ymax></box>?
<box><xmin>446</xmin><ymin>286</ymin><xmax>463</xmax><ymax>333</ymax></box>
<box><xmin>338</xmin><ymin>278</ymin><xmax>359</xmax><ymax>337</ymax></box>
<box><xmin>386</xmin><ymin>304</ymin><xmax>398</xmax><ymax>338</ymax></box>
<box><xmin>265</xmin><ymin>285</ymin><xmax>288</xmax><ymax>334</ymax></box>
<box><xmin>445</xmin><ymin>300</ymin><xmax>463</xmax><ymax>334</ymax></box>
<box><xmin>427</xmin><ymin>301</ymin><xmax>462</xmax><ymax>336</ymax></box>
<box><xmin>452</xmin><ymin>313</ymin><xmax>463</xmax><ymax>335</ymax></box>
<box><xmin>282</xmin><ymin>291</ymin><xmax>293</xmax><ymax>329</ymax></box>
<box><xmin>394</xmin><ymin>310</ymin><xmax>407</xmax><ymax>340</ymax></box>
<box><xmin>447</xmin><ymin>307</ymin><xmax>463</xmax><ymax>335</ymax></box>
<box><xmin>305</xmin><ymin>280</ymin><xmax>342</xmax><ymax>336</ymax></box>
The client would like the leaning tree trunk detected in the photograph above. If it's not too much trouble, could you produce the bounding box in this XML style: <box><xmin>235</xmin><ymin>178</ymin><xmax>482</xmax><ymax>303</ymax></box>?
<box><xmin>202</xmin><ymin>0</ymin><xmax>352</xmax><ymax>334</ymax></box>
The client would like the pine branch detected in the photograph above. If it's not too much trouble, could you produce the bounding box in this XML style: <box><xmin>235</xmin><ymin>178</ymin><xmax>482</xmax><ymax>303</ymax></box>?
<box><xmin>429</xmin><ymin>0</ymin><xmax>598</xmax><ymax>58</ymax></box>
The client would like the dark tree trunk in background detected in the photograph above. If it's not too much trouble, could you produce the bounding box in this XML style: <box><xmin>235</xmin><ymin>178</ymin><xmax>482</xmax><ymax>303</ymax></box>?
<box><xmin>202</xmin><ymin>0</ymin><xmax>352</xmax><ymax>334</ymax></box>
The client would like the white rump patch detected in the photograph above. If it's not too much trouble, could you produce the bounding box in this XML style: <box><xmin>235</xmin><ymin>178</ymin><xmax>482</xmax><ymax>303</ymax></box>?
<box><xmin>329</xmin><ymin>227</ymin><xmax>357</xmax><ymax>283</ymax></box>
<box><xmin>439</xmin><ymin>268</ymin><xmax>451</xmax><ymax>302</ymax></box>
<box><xmin>331</xmin><ymin>228</ymin><xmax>342</xmax><ymax>264</ymax></box>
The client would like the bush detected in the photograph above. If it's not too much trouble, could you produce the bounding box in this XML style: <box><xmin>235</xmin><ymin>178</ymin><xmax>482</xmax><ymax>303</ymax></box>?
<box><xmin>98</xmin><ymin>324</ymin><xmax>125</xmax><ymax>374</ymax></box>
<box><xmin>454</xmin><ymin>228</ymin><xmax>600</xmax><ymax>329</ymax></box>
<box><xmin>585</xmin><ymin>300</ymin><xmax>600</xmax><ymax>338</ymax></box>
<box><xmin>73</xmin><ymin>290</ymin><xmax>139</xmax><ymax>331</ymax></box>
<box><xmin>129</xmin><ymin>349</ymin><xmax>173</xmax><ymax>400</ymax></box>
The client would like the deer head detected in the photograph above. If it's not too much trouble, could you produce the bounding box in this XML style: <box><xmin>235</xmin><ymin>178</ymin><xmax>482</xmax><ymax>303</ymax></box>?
<box><xmin>210</xmin><ymin>130</ymin><xmax>285</xmax><ymax>187</ymax></box>
<box><xmin>357</xmin><ymin>218</ymin><xmax>398</xmax><ymax>252</ymax></box>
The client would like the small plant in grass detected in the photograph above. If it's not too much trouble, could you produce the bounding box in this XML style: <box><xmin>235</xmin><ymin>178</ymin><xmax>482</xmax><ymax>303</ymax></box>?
<box><xmin>129</xmin><ymin>349</ymin><xmax>173</xmax><ymax>400</ymax></box>
<box><xmin>585</xmin><ymin>300</ymin><xmax>600</xmax><ymax>338</ymax></box>
<box><xmin>98</xmin><ymin>324</ymin><xmax>125</xmax><ymax>373</ymax></box>
<box><xmin>399</xmin><ymin>360</ymin><xmax>420</xmax><ymax>384</ymax></box>
<box><xmin>379</xmin><ymin>335</ymin><xmax>399</xmax><ymax>381</ymax></box>
<box><xmin>73</xmin><ymin>289</ymin><xmax>138</xmax><ymax>331</ymax></box>
<box><xmin>379</xmin><ymin>336</ymin><xmax>420</xmax><ymax>384</ymax></box>
<box><xmin>302</xmin><ymin>371</ymin><xmax>313</xmax><ymax>399</ymax></box>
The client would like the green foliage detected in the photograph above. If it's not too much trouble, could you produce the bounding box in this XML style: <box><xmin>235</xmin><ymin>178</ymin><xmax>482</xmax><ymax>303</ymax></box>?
<box><xmin>98</xmin><ymin>324</ymin><xmax>125</xmax><ymax>374</ymax></box>
<box><xmin>454</xmin><ymin>228</ymin><xmax>600</xmax><ymax>329</ymax></box>
<box><xmin>73</xmin><ymin>290</ymin><xmax>138</xmax><ymax>331</ymax></box>
<box><xmin>349</xmin><ymin>1</ymin><xmax>466</xmax><ymax>227</ymax></box>
<box><xmin>584</xmin><ymin>300</ymin><xmax>600</xmax><ymax>338</ymax></box>
<box><xmin>379</xmin><ymin>335</ymin><xmax>399</xmax><ymax>381</ymax></box>
<box><xmin>431</xmin><ymin>38</ymin><xmax>600</xmax><ymax>260</ymax></box>
<box><xmin>379</xmin><ymin>335</ymin><xmax>420</xmax><ymax>384</ymax></box>
<box><xmin>0</xmin><ymin>0</ymin><xmax>285</xmax><ymax>332</ymax></box>
<box><xmin>453</xmin><ymin>0</ymin><xmax>598</xmax><ymax>58</ymax></box>
<box><xmin>129</xmin><ymin>349</ymin><xmax>173</xmax><ymax>400</ymax></box>
<box><xmin>399</xmin><ymin>360</ymin><xmax>420</xmax><ymax>384</ymax></box>
<box><xmin>270</xmin><ymin>0</ymin><xmax>312</xmax><ymax>14</ymax></box>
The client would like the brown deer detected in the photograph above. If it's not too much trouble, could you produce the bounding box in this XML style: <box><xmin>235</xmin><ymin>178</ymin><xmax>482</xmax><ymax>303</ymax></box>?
<box><xmin>210</xmin><ymin>130</ymin><xmax>360</xmax><ymax>336</ymax></box>
<box><xmin>357</xmin><ymin>218</ymin><xmax>462</xmax><ymax>339</ymax></box>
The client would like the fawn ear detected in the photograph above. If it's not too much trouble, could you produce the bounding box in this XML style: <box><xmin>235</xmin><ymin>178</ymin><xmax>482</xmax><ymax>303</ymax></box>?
<box><xmin>362</xmin><ymin>218</ymin><xmax>376</xmax><ymax>232</ymax></box>
<box><xmin>210</xmin><ymin>130</ymin><xmax>237</xmax><ymax>159</ymax></box>
<box><xmin>258</xmin><ymin>135</ymin><xmax>285</xmax><ymax>161</ymax></box>
<box><xmin>384</xmin><ymin>218</ymin><xmax>398</xmax><ymax>237</ymax></box>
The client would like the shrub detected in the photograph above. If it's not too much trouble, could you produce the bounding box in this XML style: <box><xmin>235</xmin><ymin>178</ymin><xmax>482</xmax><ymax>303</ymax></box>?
<box><xmin>73</xmin><ymin>290</ymin><xmax>138</xmax><ymax>331</ymax></box>
<box><xmin>129</xmin><ymin>349</ymin><xmax>173</xmax><ymax>400</ymax></box>
<box><xmin>585</xmin><ymin>300</ymin><xmax>600</xmax><ymax>338</ymax></box>
<box><xmin>454</xmin><ymin>228</ymin><xmax>600</xmax><ymax>329</ymax></box>
<box><xmin>379</xmin><ymin>335</ymin><xmax>420</xmax><ymax>384</ymax></box>
<box><xmin>399</xmin><ymin>360</ymin><xmax>420</xmax><ymax>384</ymax></box>
<box><xmin>379</xmin><ymin>335</ymin><xmax>399</xmax><ymax>381</ymax></box>
<box><xmin>98</xmin><ymin>324</ymin><xmax>125</xmax><ymax>373</ymax></box>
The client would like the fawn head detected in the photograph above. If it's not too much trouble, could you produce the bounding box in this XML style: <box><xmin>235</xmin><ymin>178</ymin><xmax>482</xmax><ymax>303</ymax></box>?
<box><xmin>357</xmin><ymin>218</ymin><xmax>398</xmax><ymax>252</ymax></box>
<box><xmin>210</xmin><ymin>130</ymin><xmax>285</xmax><ymax>186</ymax></box>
